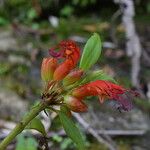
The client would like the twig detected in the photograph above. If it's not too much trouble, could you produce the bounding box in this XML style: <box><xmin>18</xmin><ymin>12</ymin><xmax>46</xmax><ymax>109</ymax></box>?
<box><xmin>96</xmin><ymin>129</ymin><xmax>146</xmax><ymax>136</ymax></box>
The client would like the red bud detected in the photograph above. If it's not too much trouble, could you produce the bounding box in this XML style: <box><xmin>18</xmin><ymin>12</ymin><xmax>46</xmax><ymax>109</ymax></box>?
<box><xmin>64</xmin><ymin>95</ymin><xmax>87</xmax><ymax>112</ymax></box>
<box><xmin>41</xmin><ymin>57</ymin><xmax>57</xmax><ymax>82</ymax></box>
<box><xmin>53</xmin><ymin>60</ymin><xmax>73</xmax><ymax>81</ymax></box>
<box><xmin>63</xmin><ymin>69</ymin><xmax>83</xmax><ymax>86</ymax></box>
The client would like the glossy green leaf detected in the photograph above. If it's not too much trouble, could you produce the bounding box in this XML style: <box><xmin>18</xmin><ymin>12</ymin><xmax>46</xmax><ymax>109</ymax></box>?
<box><xmin>26</xmin><ymin>118</ymin><xmax>46</xmax><ymax>136</ymax></box>
<box><xmin>81</xmin><ymin>70</ymin><xmax>117</xmax><ymax>84</ymax></box>
<box><xmin>79</xmin><ymin>33</ymin><xmax>101</xmax><ymax>70</ymax></box>
<box><xmin>58</xmin><ymin>111</ymin><xmax>85</xmax><ymax>150</ymax></box>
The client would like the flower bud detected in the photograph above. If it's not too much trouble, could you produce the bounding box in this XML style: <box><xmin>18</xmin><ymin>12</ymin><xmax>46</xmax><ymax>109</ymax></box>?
<box><xmin>41</xmin><ymin>57</ymin><xmax>57</xmax><ymax>82</ymax></box>
<box><xmin>64</xmin><ymin>95</ymin><xmax>87</xmax><ymax>112</ymax></box>
<box><xmin>63</xmin><ymin>69</ymin><xmax>83</xmax><ymax>86</ymax></box>
<box><xmin>53</xmin><ymin>60</ymin><xmax>73</xmax><ymax>81</ymax></box>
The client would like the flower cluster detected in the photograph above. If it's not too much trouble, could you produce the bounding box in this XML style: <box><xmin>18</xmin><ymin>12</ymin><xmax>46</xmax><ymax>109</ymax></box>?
<box><xmin>41</xmin><ymin>40</ymin><xmax>138</xmax><ymax>112</ymax></box>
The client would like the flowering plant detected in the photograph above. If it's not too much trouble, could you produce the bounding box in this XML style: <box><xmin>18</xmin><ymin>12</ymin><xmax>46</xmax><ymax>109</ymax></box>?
<box><xmin>0</xmin><ymin>33</ymin><xmax>138</xmax><ymax>150</ymax></box>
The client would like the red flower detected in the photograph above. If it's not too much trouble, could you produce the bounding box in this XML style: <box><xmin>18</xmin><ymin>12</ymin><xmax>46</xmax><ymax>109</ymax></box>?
<box><xmin>72</xmin><ymin>80</ymin><xmax>136</xmax><ymax>111</ymax></box>
<box><xmin>49</xmin><ymin>40</ymin><xmax>80</xmax><ymax>80</ymax></box>
<box><xmin>41</xmin><ymin>39</ymin><xmax>139</xmax><ymax>112</ymax></box>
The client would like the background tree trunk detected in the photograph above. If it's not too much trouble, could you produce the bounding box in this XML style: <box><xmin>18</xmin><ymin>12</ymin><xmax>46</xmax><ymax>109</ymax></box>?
<box><xmin>114</xmin><ymin>0</ymin><xmax>142</xmax><ymax>88</ymax></box>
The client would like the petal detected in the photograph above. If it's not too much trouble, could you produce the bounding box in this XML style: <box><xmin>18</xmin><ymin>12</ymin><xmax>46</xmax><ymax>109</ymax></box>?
<box><xmin>49</xmin><ymin>47</ymin><xmax>63</xmax><ymax>58</ymax></box>
<box><xmin>59</xmin><ymin>40</ymin><xmax>80</xmax><ymax>60</ymax></box>
<box><xmin>115</xmin><ymin>94</ymin><xmax>133</xmax><ymax>111</ymax></box>
<box><xmin>49</xmin><ymin>40</ymin><xmax>80</xmax><ymax>67</ymax></box>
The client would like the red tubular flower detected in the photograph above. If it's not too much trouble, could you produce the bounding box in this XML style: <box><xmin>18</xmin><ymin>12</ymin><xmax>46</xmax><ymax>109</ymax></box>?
<box><xmin>63</xmin><ymin>69</ymin><xmax>84</xmax><ymax>86</ymax></box>
<box><xmin>49</xmin><ymin>40</ymin><xmax>80</xmax><ymax>80</ymax></box>
<box><xmin>64</xmin><ymin>95</ymin><xmax>88</xmax><ymax>112</ymax></box>
<box><xmin>41</xmin><ymin>57</ymin><xmax>57</xmax><ymax>82</ymax></box>
<box><xmin>72</xmin><ymin>80</ymin><xmax>136</xmax><ymax>111</ymax></box>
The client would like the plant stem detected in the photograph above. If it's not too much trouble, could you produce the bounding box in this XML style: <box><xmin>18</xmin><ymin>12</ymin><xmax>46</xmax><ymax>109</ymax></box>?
<box><xmin>0</xmin><ymin>102</ymin><xmax>46</xmax><ymax>150</ymax></box>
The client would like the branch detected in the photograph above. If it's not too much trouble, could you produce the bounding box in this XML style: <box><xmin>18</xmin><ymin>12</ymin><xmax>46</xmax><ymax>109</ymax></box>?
<box><xmin>96</xmin><ymin>129</ymin><xmax>146</xmax><ymax>136</ymax></box>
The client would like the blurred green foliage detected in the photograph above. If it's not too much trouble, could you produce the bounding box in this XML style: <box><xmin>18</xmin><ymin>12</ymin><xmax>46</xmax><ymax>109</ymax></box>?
<box><xmin>0</xmin><ymin>0</ymin><xmax>149</xmax><ymax>26</ymax></box>
<box><xmin>0</xmin><ymin>63</ymin><xmax>11</xmax><ymax>76</ymax></box>
<box><xmin>72</xmin><ymin>0</ymin><xmax>96</xmax><ymax>7</ymax></box>
<box><xmin>0</xmin><ymin>63</ymin><xmax>29</xmax><ymax>77</ymax></box>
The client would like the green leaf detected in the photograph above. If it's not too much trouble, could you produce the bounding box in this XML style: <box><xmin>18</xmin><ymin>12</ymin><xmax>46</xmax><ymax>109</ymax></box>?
<box><xmin>58</xmin><ymin>111</ymin><xmax>85</xmax><ymax>150</ymax></box>
<box><xmin>16</xmin><ymin>134</ymin><xmax>26</xmax><ymax>150</ymax></box>
<box><xmin>79</xmin><ymin>33</ymin><xmax>102</xmax><ymax>70</ymax></box>
<box><xmin>97</xmin><ymin>72</ymin><xmax>117</xmax><ymax>83</ymax></box>
<box><xmin>26</xmin><ymin>137</ymin><xmax>38</xmax><ymax>150</ymax></box>
<box><xmin>26</xmin><ymin>118</ymin><xmax>46</xmax><ymax>136</ymax></box>
<box><xmin>16</xmin><ymin>134</ymin><xmax>38</xmax><ymax>150</ymax></box>
<box><xmin>81</xmin><ymin>70</ymin><xmax>117</xmax><ymax>84</ymax></box>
